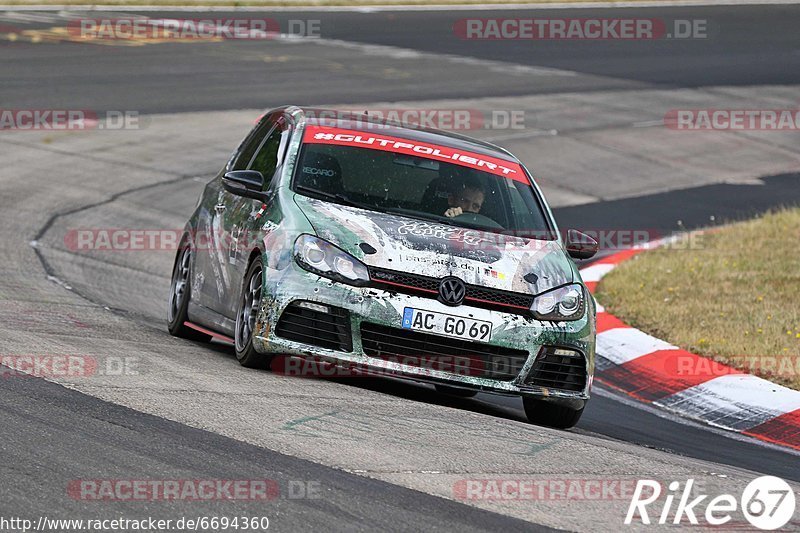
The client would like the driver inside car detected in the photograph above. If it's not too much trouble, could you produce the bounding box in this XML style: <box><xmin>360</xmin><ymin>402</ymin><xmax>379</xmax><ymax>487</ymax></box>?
<box><xmin>444</xmin><ymin>176</ymin><xmax>485</xmax><ymax>218</ymax></box>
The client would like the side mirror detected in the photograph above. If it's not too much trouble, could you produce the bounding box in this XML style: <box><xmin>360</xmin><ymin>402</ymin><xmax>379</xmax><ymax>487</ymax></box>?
<box><xmin>222</xmin><ymin>170</ymin><xmax>267</xmax><ymax>200</ymax></box>
<box><xmin>565</xmin><ymin>229</ymin><xmax>598</xmax><ymax>260</ymax></box>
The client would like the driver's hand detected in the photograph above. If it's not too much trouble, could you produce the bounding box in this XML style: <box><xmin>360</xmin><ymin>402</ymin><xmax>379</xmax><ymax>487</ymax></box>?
<box><xmin>444</xmin><ymin>207</ymin><xmax>463</xmax><ymax>218</ymax></box>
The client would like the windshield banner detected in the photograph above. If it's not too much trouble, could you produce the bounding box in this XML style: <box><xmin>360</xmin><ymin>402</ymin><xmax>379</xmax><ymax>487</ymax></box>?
<box><xmin>302</xmin><ymin>125</ymin><xmax>528</xmax><ymax>182</ymax></box>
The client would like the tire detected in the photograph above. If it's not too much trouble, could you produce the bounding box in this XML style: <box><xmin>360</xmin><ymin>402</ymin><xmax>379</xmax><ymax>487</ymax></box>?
<box><xmin>522</xmin><ymin>397</ymin><xmax>584</xmax><ymax>429</ymax></box>
<box><xmin>435</xmin><ymin>384</ymin><xmax>478</xmax><ymax>398</ymax></box>
<box><xmin>167</xmin><ymin>244</ymin><xmax>212</xmax><ymax>342</ymax></box>
<box><xmin>234</xmin><ymin>256</ymin><xmax>271</xmax><ymax>369</ymax></box>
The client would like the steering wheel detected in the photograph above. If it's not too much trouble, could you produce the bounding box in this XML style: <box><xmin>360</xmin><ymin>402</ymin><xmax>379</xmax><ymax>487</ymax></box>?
<box><xmin>452</xmin><ymin>212</ymin><xmax>503</xmax><ymax>229</ymax></box>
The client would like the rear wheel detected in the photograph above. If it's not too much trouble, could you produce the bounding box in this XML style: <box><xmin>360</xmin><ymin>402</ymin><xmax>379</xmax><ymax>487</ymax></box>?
<box><xmin>167</xmin><ymin>244</ymin><xmax>212</xmax><ymax>342</ymax></box>
<box><xmin>235</xmin><ymin>257</ymin><xmax>271</xmax><ymax>369</ymax></box>
<box><xmin>522</xmin><ymin>397</ymin><xmax>584</xmax><ymax>429</ymax></box>
<box><xmin>435</xmin><ymin>384</ymin><xmax>478</xmax><ymax>398</ymax></box>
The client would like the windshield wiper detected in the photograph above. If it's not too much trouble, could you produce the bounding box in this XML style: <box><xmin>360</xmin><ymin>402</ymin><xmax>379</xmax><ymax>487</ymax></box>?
<box><xmin>377</xmin><ymin>206</ymin><xmax>456</xmax><ymax>226</ymax></box>
<box><xmin>295</xmin><ymin>186</ymin><xmax>459</xmax><ymax>226</ymax></box>
<box><xmin>294</xmin><ymin>185</ymin><xmax>375</xmax><ymax>211</ymax></box>
<box><xmin>405</xmin><ymin>211</ymin><xmax>456</xmax><ymax>226</ymax></box>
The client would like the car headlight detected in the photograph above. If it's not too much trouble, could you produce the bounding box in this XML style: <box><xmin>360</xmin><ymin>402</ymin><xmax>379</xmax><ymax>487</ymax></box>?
<box><xmin>531</xmin><ymin>283</ymin><xmax>585</xmax><ymax>321</ymax></box>
<box><xmin>294</xmin><ymin>234</ymin><xmax>370</xmax><ymax>286</ymax></box>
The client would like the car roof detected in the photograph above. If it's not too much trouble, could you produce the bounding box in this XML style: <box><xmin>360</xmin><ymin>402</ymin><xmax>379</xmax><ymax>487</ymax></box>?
<box><xmin>285</xmin><ymin>106</ymin><xmax>521</xmax><ymax>164</ymax></box>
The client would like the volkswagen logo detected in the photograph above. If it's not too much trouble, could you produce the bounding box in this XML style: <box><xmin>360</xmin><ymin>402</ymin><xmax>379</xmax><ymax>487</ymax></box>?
<box><xmin>438</xmin><ymin>276</ymin><xmax>466</xmax><ymax>306</ymax></box>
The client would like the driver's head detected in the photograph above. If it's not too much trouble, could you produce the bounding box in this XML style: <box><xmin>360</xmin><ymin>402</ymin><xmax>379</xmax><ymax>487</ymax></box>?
<box><xmin>448</xmin><ymin>174</ymin><xmax>485</xmax><ymax>214</ymax></box>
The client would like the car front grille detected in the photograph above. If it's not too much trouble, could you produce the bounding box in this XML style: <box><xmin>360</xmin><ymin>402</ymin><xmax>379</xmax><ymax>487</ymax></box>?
<box><xmin>524</xmin><ymin>347</ymin><xmax>587</xmax><ymax>392</ymax></box>
<box><xmin>369</xmin><ymin>267</ymin><xmax>533</xmax><ymax>315</ymax></box>
<box><xmin>360</xmin><ymin>322</ymin><xmax>529</xmax><ymax>381</ymax></box>
<box><xmin>275</xmin><ymin>302</ymin><xmax>353</xmax><ymax>352</ymax></box>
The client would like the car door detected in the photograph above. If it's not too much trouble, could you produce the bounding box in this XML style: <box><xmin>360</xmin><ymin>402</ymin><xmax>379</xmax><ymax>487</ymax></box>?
<box><xmin>193</xmin><ymin>115</ymin><xmax>277</xmax><ymax>316</ymax></box>
<box><xmin>219</xmin><ymin>113</ymin><xmax>292</xmax><ymax>319</ymax></box>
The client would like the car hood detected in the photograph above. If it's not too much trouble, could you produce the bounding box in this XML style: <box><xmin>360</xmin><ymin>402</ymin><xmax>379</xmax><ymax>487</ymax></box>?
<box><xmin>294</xmin><ymin>196</ymin><xmax>574</xmax><ymax>295</ymax></box>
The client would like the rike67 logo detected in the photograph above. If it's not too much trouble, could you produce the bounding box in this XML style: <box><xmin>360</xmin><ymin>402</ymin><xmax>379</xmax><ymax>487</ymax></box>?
<box><xmin>625</xmin><ymin>476</ymin><xmax>796</xmax><ymax>530</ymax></box>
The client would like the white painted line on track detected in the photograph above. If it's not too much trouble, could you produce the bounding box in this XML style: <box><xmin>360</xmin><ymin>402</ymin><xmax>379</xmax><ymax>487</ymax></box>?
<box><xmin>632</xmin><ymin>119</ymin><xmax>664</xmax><ymax>128</ymax></box>
<box><xmin>285</xmin><ymin>35</ymin><xmax>580</xmax><ymax>77</ymax></box>
<box><xmin>483</xmin><ymin>129</ymin><xmax>559</xmax><ymax>142</ymax></box>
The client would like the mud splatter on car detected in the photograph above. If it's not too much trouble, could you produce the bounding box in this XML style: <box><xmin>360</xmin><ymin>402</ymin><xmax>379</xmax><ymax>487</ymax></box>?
<box><xmin>168</xmin><ymin>106</ymin><xmax>598</xmax><ymax>428</ymax></box>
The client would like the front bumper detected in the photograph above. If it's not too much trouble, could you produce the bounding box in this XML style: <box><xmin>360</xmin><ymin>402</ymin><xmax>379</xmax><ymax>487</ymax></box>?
<box><xmin>253</xmin><ymin>261</ymin><xmax>595</xmax><ymax>402</ymax></box>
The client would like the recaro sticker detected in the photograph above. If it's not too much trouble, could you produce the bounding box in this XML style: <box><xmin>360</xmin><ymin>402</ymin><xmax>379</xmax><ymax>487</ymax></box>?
<box><xmin>302</xmin><ymin>125</ymin><xmax>527</xmax><ymax>182</ymax></box>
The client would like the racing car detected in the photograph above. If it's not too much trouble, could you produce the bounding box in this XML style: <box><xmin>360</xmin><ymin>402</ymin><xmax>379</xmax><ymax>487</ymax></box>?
<box><xmin>167</xmin><ymin>105</ymin><xmax>598</xmax><ymax>428</ymax></box>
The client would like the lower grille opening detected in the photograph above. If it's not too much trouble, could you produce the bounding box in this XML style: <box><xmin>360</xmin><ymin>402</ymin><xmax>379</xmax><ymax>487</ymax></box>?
<box><xmin>360</xmin><ymin>322</ymin><xmax>528</xmax><ymax>381</ymax></box>
<box><xmin>525</xmin><ymin>347</ymin><xmax>587</xmax><ymax>392</ymax></box>
<box><xmin>275</xmin><ymin>302</ymin><xmax>353</xmax><ymax>352</ymax></box>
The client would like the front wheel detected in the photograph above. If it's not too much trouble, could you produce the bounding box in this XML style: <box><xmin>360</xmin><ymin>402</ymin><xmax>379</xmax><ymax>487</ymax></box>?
<box><xmin>522</xmin><ymin>397</ymin><xmax>584</xmax><ymax>429</ymax></box>
<box><xmin>234</xmin><ymin>257</ymin><xmax>271</xmax><ymax>369</ymax></box>
<box><xmin>167</xmin><ymin>244</ymin><xmax>212</xmax><ymax>342</ymax></box>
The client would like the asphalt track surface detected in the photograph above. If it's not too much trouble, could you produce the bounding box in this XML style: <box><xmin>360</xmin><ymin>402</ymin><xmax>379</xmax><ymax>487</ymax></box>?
<box><xmin>0</xmin><ymin>5</ymin><xmax>799</xmax><ymax>112</ymax></box>
<box><xmin>0</xmin><ymin>368</ymin><xmax>544</xmax><ymax>532</ymax></box>
<box><xmin>2</xmin><ymin>4</ymin><xmax>800</xmax><ymax>530</ymax></box>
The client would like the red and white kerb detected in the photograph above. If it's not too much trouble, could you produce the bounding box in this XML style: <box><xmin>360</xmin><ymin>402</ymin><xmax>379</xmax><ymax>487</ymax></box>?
<box><xmin>583</xmin><ymin>246</ymin><xmax>800</xmax><ymax>451</ymax></box>
<box><xmin>302</xmin><ymin>125</ymin><xmax>527</xmax><ymax>183</ymax></box>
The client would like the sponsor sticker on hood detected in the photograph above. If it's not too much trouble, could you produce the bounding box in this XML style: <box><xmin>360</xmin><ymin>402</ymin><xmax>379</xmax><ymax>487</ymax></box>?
<box><xmin>294</xmin><ymin>197</ymin><xmax>574</xmax><ymax>294</ymax></box>
<box><xmin>302</xmin><ymin>124</ymin><xmax>527</xmax><ymax>182</ymax></box>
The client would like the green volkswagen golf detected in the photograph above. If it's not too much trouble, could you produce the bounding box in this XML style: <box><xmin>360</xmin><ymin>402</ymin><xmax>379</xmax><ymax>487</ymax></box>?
<box><xmin>168</xmin><ymin>106</ymin><xmax>598</xmax><ymax>428</ymax></box>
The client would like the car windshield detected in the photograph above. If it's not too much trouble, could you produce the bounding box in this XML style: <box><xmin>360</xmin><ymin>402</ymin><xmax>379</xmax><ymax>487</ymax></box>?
<box><xmin>293</xmin><ymin>135</ymin><xmax>553</xmax><ymax>239</ymax></box>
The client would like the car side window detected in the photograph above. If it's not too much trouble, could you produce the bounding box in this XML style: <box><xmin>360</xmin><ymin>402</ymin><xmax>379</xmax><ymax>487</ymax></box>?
<box><xmin>507</xmin><ymin>181</ymin><xmax>547</xmax><ymax>235</ymax></box>
<box><xmin>232</xmin><ymin>117</ymin><xmax>276</xmax><ymax>171</ymax></box>
<box><xmin>250</xmin><ymin>117</ymin><xmax>292</xmax><ymax>192</ymax></box>
<box><xmin>249</xmin><ymin>126</ymin><xmax>282</xmax><ymax>182</ymax></box>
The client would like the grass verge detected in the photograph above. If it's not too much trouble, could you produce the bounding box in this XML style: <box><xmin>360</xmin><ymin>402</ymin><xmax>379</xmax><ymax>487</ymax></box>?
<box><xmin>596</xmin><ymin>208</ymin><xmax>800</xmax><ymax>390</ymax></box>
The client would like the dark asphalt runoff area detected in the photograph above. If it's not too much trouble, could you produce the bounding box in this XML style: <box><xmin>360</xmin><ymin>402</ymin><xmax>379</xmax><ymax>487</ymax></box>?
<box><xmin>1</xmin><ymin>5</ymin><xmax>799</xmax><ymax>112</ymax></box>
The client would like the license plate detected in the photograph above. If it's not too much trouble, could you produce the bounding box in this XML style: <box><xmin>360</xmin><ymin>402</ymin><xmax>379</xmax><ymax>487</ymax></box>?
<box><xmin>401</xmin><ymin>308</ymin><xmax>492</xmax><ymax>342</ymax></box>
